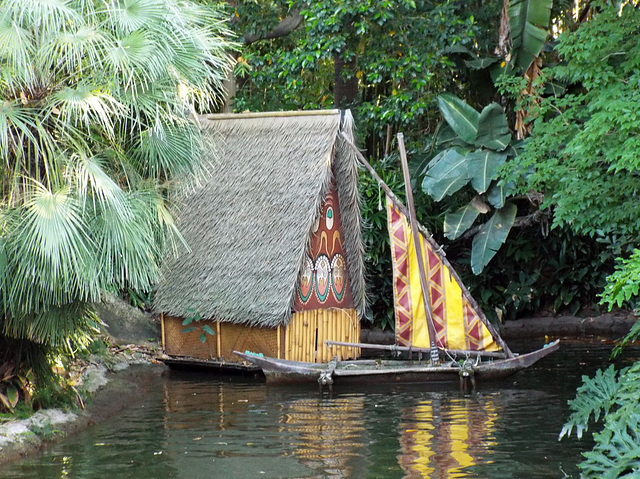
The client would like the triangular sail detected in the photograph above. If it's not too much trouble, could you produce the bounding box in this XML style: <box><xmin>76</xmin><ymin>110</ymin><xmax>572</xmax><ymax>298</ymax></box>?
<box><xmin>387</xmin><ymin>197</ymin><xmax>501</xmax><ymax>352</ymax></box>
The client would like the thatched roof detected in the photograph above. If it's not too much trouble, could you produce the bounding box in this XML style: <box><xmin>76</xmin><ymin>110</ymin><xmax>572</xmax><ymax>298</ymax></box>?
<box><xmin>153</xmin><ymin>110</ymin><xmax>366</xmax><ymax>328</ymax></box>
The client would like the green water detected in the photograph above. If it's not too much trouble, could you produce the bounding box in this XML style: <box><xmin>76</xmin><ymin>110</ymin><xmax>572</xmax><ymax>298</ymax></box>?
<box><xmin>3</xmin><ymin>341</ymin><xmax>635</xmax><ymax>478</ymax></box>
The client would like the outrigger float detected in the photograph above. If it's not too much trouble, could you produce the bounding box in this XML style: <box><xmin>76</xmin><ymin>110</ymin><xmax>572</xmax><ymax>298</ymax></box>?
<box><xmin>235</xmin><ymin>130</ymin><xmax>559</xmax><ymax>389</ymax></box>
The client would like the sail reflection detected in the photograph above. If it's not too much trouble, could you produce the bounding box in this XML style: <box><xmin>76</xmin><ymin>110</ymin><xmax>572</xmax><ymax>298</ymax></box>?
<box><xmin>399</xmin><ymin>396</ymin><xmax>498</xmax><ymax>478</ymax></box>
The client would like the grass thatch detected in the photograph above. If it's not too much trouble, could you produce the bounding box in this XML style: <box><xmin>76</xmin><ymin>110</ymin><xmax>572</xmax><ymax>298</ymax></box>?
<box><xmin>153</xmin><ymin>110</ymin><xmax>366</xmax><ymax>327</ymax></box>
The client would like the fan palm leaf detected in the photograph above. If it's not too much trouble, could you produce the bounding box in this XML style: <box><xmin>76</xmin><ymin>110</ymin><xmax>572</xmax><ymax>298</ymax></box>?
<box><xmin>0</xmin><ymin>15</ymin><xmax>34</xmax><ymax>83</ymax></box>
<box><xmin>2</xmin><ymin>302</ymin><xmax>98</xmax><ymax>352</ymax></box>
<box><xmin>38</xmin><ymin>25</ymin><xmax>107</xmax><ymax>79</ymax></box>
<box><xmin>50</xmin><ymin>84</ymin><xmax>125</xmax><ymax>138</ymax></box>
<box><xmin>129</xmin><ymin>120</ymin><xmax>204</xmax><ymax>180</ymax></box>
<box><xmin>6</xmin><ymin>182</ymin><xmax>99</xmax><ymax>314</ymax></box>
<box><xmin>0</xmin><ymin>0</ymin><xmax>235</xmax><ymax>380</ymax></box>
<box><xmin>68</xmin><ymin>151</ymin><xmax>132</xmax><ymax>218</ymax></box>
<box><xmin>91</xmin><ymin>189</ymin><xmax>160</xmax><ymax>292</ymax></box>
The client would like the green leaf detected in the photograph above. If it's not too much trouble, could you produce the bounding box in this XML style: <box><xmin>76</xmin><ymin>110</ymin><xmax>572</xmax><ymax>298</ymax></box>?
<box><xmin>508</xmin><ymin>0</ymin><xmax>552</xmax><ymax>71</ymax></box>
<box><xmin>421</xmin><ymin>149</ymin><xmax>471</xmax><ymax>201</ymax></box>
<box><xmin>471</xmin><ymin>202</ymin><xmax>517</xmax><ymax>274</ymax></box>
<box><xmin>0</xmin><ymin>392</ymin><xmax>13</xmax><ymax>412</ymax></box>
<box><xmin>182</xmin><ymin>317</ymin><xmax>193</xmax><ymax>326</ymax></box>
<box><xmin>200</xmin><ymin>333</ymin><xmax>207</xmax><ymax>343</ymax></box>
<box><xmin>474</xmin><ymin>103</ymin><xmax>511</xmax><ymax>151</ymax></box>
<box><xmin>486</xmin><ymin>182</ymin><xmax>514</xmax><ymax>209</ymax></box>
<box><xmin>444</xmin><ymin>203</ymin><xmax>481</xmax><ymax>240</ymax></box>
<box><xmin>443</xmin><ymin>45</ymin><xmax>473</xmax><ymax>56</ymax></box>
<box><xmin>6</xmin><ymin>385</ymin><xmax>19</xmax><ymax>408</ymax></box>
<box><xmin>466</xmin><ymin>149</ymin><xmax>508</xmax><ymax>194</ymax></box>
<box><xmin>201</xmin><ymin>324</ymin><xmax>215</xmax><ymax>335</ymax></box>
<box><xmin>437</xmin><ymin>93</ymin><xmax>479</xmax><ymax>144</ymax></box>
<box><xmin>181</xmin><ymin>326</ymin><xmax>196</xmax><ymax>334</ymax></box>
<box><xmin>464</xmin><ymin>57</ymin><xmax>499</xmax><ymax>70</ymax></box>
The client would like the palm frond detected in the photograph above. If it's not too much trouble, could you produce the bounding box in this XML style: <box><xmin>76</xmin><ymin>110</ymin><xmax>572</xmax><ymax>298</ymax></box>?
<box><xmin>0</xmin><ymin>100</ymin><xmax>41</xmax><ymax>163</ymax></box>
<box><xmin>6</xmin><ymin>182</ymin><xmax>100</xmax><ymax>314</ymax></box>
<box><xmin>38</xmin><ymin>24</ymin><xmax>108</xmax><ymax>79</ymax></box>
<box><xmin>101</xmin><ymin>0</ymin><xmax>166</xmax><ymax>35</ymax></box>
<box><xmin>0</xmin><ymin>14</ymin><xmax>35</xmax><ymax>86</ymax></box>
<box><xmin>128</xmin><ymin>120</ymin><xmax>204</xmax><ymax>180</ymax></box>
<box><xmin>2</xmin><ymin>302</ymin><xmax>98</xmax><ymax>352</ymax></box>
<box><xmin>68</xmin><ymin>151</ymin><xmax>132</xmax><ymax>219</ymax></box>
<box><xmin>90</xmin><ymin>189</ymin><xmax>161</xmax><ymax>292</ymax></box>
<box><xmin>49</xmin><ymin>84</ymin><xmax>125</xmax><ymax>138</ymax></box>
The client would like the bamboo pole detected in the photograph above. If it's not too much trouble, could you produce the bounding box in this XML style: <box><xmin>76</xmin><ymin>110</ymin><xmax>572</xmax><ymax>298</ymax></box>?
<box><xmin>216</xmin><ymin>320</ymin><xmax>221</xmax><ymax>358</ymax></box>
<box><xmin>324</xmin><ymin>340</ymin><xmax>507</xmax><ymax>359</ymax></box>
<box><xmin>317</xmin><ymin>311</ymin><xmax>323</xmax><ymax>363</ymax></box>
<box><xmin>205</xmin><ymin>110</ymin><xmax>340</xmax><ymax>121</ymax></box>
<box><xmin>290</xmin><ymin>315</ymin><xmax>296</xmax><ymax>361</ymax></box>
<box><xmin>277</xmin><ymin>324</ymin><xmax>281</xmax><ymax>359</ymax></box>
<box><xmin>285</xmin><ymin>317</ymin><xmax>290</xmax><ymax>360</ymax></box>
<box><xmin>302</xmin><ymin>312</ymin><xmax>306</xmax><ymax>362</ymax></box>
<box><xmin>340</xmin><ymin>131</ymin><xmax>514</xmax><ymax>358</ymax></box>
<box><xmin>337</xmin><ymin>311</ymin><xmax>342</xmax><ymax>360</ymax></box>
<box><xmin>160</xmin><ymin>313</ymin><xmax>165</xmax><ymax>351</ymax></box>
<box><xmin>322</xmin><ymin>311</ymin><xmax>328</xmax><ymax>362</ymax></box>
<box><xmin>398</xmin><ymin>133</ymin><xmax>440</xmax><ymax>365</ymax></box>
<box><xmin>304</xmin><ymin>311</ymin><xmax>310</xmax><ymax>362</ymax></box>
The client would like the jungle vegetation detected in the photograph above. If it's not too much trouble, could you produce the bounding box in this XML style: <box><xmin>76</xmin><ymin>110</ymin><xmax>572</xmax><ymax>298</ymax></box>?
<box><xmin>0</xmin><ymin>0</ymin><xmax>235</xmax><ymax>411</ymax></box>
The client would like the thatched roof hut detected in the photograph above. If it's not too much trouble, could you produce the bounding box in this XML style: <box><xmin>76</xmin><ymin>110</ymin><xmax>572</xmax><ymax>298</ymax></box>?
<box><xmin>154</xmin><ymin>110</ymin><xmax>366</xmax><ymax>349</ymax></box>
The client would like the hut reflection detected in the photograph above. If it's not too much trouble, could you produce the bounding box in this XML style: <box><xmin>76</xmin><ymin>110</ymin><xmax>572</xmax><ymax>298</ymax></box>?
<box><xmin>278</xmin><ymin>395</ymin><xmax>367</xmax><ymax>477</ymax></box>
<box><xmin>399</xmin><ymin>396</ymin><xmax>498</xmax><ymax>478</ymax></box>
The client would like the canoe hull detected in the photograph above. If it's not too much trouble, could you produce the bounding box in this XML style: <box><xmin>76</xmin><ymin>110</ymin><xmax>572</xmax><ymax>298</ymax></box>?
<box><xmin>234</xmin><ymin>339</ymin><xmax>560</xmax><ymax>386</ymax></box>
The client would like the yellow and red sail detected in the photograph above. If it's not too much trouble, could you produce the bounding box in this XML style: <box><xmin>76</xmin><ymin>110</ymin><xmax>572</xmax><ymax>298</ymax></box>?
<box><xmin>387</xmin><ymin>198</ymin><xmax>500</xmax><ymax>352</ymax></box>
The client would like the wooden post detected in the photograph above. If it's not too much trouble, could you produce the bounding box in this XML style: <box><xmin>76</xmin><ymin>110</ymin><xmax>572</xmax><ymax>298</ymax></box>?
<box><xmin>398</xmin><ymin>133</ymin><xmax>440</xmax><ymax>365</ymax></box>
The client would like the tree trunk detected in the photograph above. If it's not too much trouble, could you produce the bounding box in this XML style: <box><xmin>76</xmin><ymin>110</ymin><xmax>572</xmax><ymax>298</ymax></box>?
<box><xmin>334</xmin><ymin>53</ymin><xmax>358</xmax><ymax>108</ymax></box>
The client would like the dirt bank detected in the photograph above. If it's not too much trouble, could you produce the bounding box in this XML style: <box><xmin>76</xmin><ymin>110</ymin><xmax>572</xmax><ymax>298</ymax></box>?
<box><xmin>361</xmin><ymin>312</ymin><xmax>637</xmax><ymax>345</ymax></box>
<box><xmin>0</xmin><ymin>356</ymin><xmax>166</xmax><ymax>466</ymax></box>
<box><xmin>0</xmin><ymin>292</ymin><xmax>166</xmax><ymax>466</ymax></box>
<box><xmin>499</xmin><ymin>313</ymin><xmax>637</xmax><ymax>340</ymax></box>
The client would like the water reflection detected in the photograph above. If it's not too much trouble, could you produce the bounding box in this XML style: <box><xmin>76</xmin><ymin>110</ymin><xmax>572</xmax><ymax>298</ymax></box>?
<box><xmin>281</xmin><ymin>396</ymin><xmax>366</xmax><ymax>477</ymax></box>
<box><xmin>399</xmin><ymin>395</ymin><xmax>498</xmax><ymax>478</ymax></box>
<box><xmin>3</xmin><ymin>343</ymin><xmax>637</xmax><ymax>479</ymax></box>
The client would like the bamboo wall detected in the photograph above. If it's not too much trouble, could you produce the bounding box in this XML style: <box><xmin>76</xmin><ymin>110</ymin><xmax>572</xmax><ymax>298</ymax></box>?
<box><xmin>285</xmin><ymin>309</ymin><xmax>360</xmax><ymax>362</ymax></box>
<box><xmin>162</xmin><ymin>315</ymin><xmax>281</xmax><ymax>361</ymax></box>
<box><xmin>162</xmin><ymin>308</ymin><xmax>360</xmax><ymax>363</ymax></box>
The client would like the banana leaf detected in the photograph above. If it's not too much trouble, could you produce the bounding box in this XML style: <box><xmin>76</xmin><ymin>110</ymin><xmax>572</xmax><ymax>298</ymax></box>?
<box><xmin>474</xmin><ymin>103</ymin><xmax>511</xmax><ymax>151</ymax></box>
<box><xmin>422</xmin><ymin>148</ymin><xmax>471</xmax><ymax>201</ymax></box>
<box><xmin>444</xmin><ymin>202</ymin><xmax>482</xmax><ymax>240</ymax></box>
<box><xmin>471</xmin><ymin>202</ymin><xmax>517</xmax><ymax>274</ymax></box>
<box><xmin>466</xmin><ymin>149</ymin><xmax>508</xmax><ymax>194</ymax></box>
<box><xmin>437</xmin><ymin>93</ymin><xmax>479</xmax><ymax>144</ymax></box>
<box><xmin>509</xmin><ymin>0</ymin><xmax>552</xmax><ymax>72</ymax></box>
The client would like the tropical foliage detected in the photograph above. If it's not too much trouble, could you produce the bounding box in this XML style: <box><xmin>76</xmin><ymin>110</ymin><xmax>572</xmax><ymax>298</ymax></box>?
<box><xmin>0</xmin><ymin>0</ymin><xmax>233</xmax><ymax>390</ymax></box>
<box><xmin>417</xmin><ymin>93</ymin><xmax>520</xmax><ymax>274</ymax></box>
<box><xmin>561</xmin><ymin>352</ymin><xmax>640</xmax><ymax>478</ymax></box>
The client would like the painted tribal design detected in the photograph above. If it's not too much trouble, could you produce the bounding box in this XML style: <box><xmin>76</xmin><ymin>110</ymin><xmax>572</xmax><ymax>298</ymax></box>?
<box><xmin>295</xmin><ymin>181</ymin><xmax>353</xmax><ymax>310</ymax></box>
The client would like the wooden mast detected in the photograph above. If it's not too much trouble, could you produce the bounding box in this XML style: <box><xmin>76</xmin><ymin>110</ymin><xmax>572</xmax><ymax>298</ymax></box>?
<box><xmin>397</xmin><ymin>133</ymin><xmax>440</xmax><ymax>365</ymax></box>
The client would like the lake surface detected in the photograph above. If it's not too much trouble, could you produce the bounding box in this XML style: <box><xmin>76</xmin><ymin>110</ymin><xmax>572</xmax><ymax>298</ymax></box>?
<box><xmin>4</xmin><ymin>340</ymin><xmax>637</xmax><ymax>478</ymax></box>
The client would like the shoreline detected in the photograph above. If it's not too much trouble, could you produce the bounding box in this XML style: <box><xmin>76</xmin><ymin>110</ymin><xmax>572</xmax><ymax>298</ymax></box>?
<box><xmin>0</xmin><ymin>349</ymin><xmax>166</xmax><ymax>466</ymax></box>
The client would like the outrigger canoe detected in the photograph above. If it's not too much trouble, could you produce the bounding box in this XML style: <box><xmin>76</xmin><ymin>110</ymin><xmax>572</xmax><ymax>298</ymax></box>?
<box><xmin>234</xmin><ymin>340</ymin><xmax>559</xmax><ymax>388</ymax></box>
<box><xmin>235</xmin><ymin>132</ymin><xmax>560</xmax><ymax>389</ymax></box>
